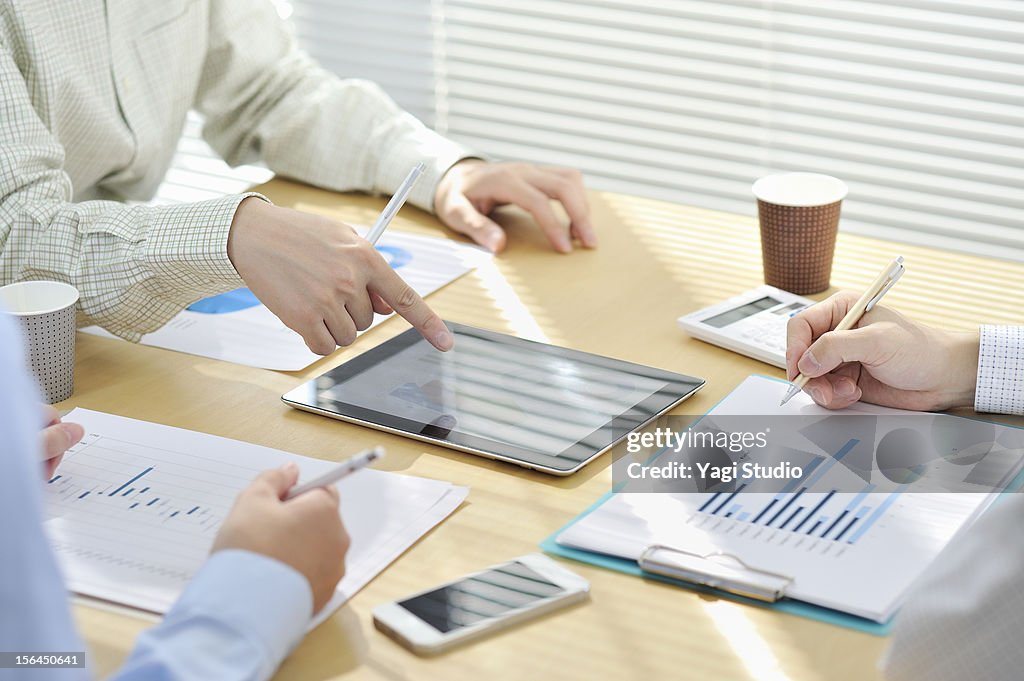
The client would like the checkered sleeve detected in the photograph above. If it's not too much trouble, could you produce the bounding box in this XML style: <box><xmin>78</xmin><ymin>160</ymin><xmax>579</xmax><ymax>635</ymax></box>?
<box><xmin>0</xmin><ymin>42</ymin><xmax>252</xmax><ymax>340</ymax></box>
<box><xmin>974</xmin><ymin>325</ymin><xmax>1024</xmax><ymax>416</ymax></box>
<box><xmin>195</xmin><ymin>0</ymin><xmax>475</xmax><ymax>213</ymax></box>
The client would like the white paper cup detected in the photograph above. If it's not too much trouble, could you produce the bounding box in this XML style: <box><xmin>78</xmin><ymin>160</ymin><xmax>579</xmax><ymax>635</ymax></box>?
<box><xmin>0</xmin><ymin>281</ymin><xmax>80</xmax><ymax>403</ymax></box>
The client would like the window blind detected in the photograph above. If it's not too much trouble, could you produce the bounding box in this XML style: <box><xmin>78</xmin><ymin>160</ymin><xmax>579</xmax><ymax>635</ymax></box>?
<box><xmin>437</xmin><ymin>0</ymin><xmax>1024</xmax><ymax>260</ymax></box>
<box><xmin>286</xmin><ymin>0</ymin><xmax>438</xmax><ymax>126</ymax></box>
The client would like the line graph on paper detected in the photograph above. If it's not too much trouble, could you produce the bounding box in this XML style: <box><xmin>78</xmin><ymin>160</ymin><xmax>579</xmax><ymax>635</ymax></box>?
<box><xmin>43</xmin><ymin>432</ymin><xmax>264</xmax><ymax>608</ymax></box>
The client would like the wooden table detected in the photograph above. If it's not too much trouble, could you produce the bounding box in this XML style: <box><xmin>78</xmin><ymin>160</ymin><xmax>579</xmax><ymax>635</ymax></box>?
<box><xmin>68</xmin><ymin>179</ymin><xmax>1024</xmax><ymax>680</ymax></box>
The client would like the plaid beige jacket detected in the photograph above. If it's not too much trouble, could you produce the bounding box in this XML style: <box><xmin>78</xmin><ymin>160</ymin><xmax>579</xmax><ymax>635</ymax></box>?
<box><xmin>0</xmin><ymin>0</ymin><xmax>469</xmax><ymax>339</ymax></box>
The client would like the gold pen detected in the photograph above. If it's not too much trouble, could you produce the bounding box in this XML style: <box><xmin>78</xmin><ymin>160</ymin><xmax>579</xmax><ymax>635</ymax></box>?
<box><xmin>780</xmin><ymin>256</ymin><xmax>906</xmax><ymax>406</ymax></box>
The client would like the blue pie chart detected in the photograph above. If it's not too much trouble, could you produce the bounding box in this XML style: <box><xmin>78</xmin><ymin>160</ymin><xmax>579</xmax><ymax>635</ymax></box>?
<box><xmin>376</xmin><ymin>245</ymin><xmax>412</xmax><ymax>269</ymax></box>
<box><xmin>187</xmin><ymin>287</ymin><xmax>261</xmax><ymax>314</ymax></box>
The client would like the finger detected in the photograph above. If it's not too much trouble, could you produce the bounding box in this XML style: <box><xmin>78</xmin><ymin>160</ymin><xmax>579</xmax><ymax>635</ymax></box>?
<box><xmin>287</xmin><ymin>486</ymin><xmax>340</xmax><ymax>515</ymax></box>
<box><xmin>797</xmin><ymin>326</ymin><xmax>887</xmax><ymax>378</ymax></box>
<box><xmin>299</xmin><ymin>316</ymin><xmax>337</xmax><ymax>356</ymax></box>
<box><xmin>803</xmin><ymin>366</ymin><xmax>863</xmax><ymax>410</ymax></box>
<box><xmin>251</xmin><ymin>462</ymin><xmax>300</xmax><ymax>500</ymax></box>
<box><xmin>320</xmin><ymin>483</ymin><xmax>340</xmax><ymax>503</ymax></box>
<box><xmin>40</xmin><ymin>404</ymin><xmax>61</xmax><ymax>427</ymax></box>
<box><xmin>500</xmin><ymin>179</ymin><xmax>571</xmax><ymax>253</ymax></box>
<box><xmin>346</xmin><ymin>297</ymin><xmax>374</xmax><ymax>332</ymax></box>
<box><xmin>45</xmin><ymin>454</ymin><xmax>64</xmax><ymax>478</ymax></box>
<box><xmin>370</xmin><ymin>292</ymin><xmax>393</xmax><ymax>316</ymax></box>
<box><xmin>803</xmin><ymin>377</ymin><xmax>836</xmax><ymax>408</ymax></box>
<box><xmin>445</xmin><ymin>196</ymin><xmax>507</xmax><ymax>253</ymax></box>
<box><xmin>324</xmin><ymin>310</ymin><xmax>357</xmax><ymax>347</ymax></box>
<box><xmin>525</xmin><ymin>168</ymin><xmax>596</xmax><ymax>248</ymax></box>
<box><xmin>786</xmin><ymin>292</ymin><xmax>860</xmax><ymax>379</ymax></box>
<box><xmin>368</xmin><ymin>261</ymin><xmax>453</xmax><ymax>351</ymax></box>
<box><xmin>40</xmin><ymin>422</ymin><xmax>84</xmax><ymax>461</ymax></box>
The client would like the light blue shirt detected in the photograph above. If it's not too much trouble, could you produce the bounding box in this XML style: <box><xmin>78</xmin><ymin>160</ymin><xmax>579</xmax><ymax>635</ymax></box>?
<box><xmin>0</xmin><ymin>313</ymin><xmax>313</xmax><ymax>681</ymax></box>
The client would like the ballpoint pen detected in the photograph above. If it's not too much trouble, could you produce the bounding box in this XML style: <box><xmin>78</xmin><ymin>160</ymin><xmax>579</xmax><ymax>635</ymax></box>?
<box><xmin>364</xmin><ymin>162</ymin><xmax>426</xmax><ymax>245</ymax></box>
<box><xmin>780</xmin><ymin>256</ymin><xmax>906</xmax><ymax>406</ymax></box>
<box><xmin>284</xmin><ymin>446</ymin><xmax>384</xmax><ymax>500</ymax></box>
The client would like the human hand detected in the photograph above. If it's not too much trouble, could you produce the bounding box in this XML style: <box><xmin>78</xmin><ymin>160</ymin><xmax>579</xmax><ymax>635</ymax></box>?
<box><xmin>227</xmin><ymin>198</ymin><xmax>453</xmax><ymax>355</ymax></box>
<box><xmin>433</xmin><ymin>159</ymin><xmax>595</xmax><ymax>253</ymax></box>
<box><xmin>212</xmin><ymin>463</ymin><xmax>349</xmax><ymax>614</ymax></box>
<box><xmin>38</xmin><ymin>404</ymin><xmax>84</xmax><ymax>478</ymax></box>
<box><xmin>786</xmin><ymin>291</ymin><xmax>979</xmax><ymax>411</ymax></box>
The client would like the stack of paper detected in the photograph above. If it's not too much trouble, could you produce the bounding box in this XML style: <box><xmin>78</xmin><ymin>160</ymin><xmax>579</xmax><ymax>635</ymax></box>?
<box><xmin>43</xmin><ymin>409</ymin><xmax>467</xmax><ymax>627</ymax></box>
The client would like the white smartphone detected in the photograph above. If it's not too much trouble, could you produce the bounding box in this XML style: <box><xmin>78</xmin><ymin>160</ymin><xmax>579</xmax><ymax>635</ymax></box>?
<box><xmin>372</xmin><ymin>554</ymin><xmax>590</xmax><ymax>655</ymax></box>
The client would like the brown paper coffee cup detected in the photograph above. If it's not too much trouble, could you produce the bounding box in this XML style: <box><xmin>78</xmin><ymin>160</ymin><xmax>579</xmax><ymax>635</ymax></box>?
<box><xmin>753</xmin><ymin>173</ymin><xmax>847</xmax><ymax>295</ymax></box>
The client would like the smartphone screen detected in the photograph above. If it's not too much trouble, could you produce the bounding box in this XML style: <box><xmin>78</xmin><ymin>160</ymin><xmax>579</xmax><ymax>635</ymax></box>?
<box><xmin>398</xmin><ymin>561</ymin><xmax>567</xmax><ymax>633</ymax></box>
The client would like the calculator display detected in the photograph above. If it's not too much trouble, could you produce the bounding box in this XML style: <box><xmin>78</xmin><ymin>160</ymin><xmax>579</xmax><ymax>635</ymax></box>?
<box><xmin>772</xmin><ymin>301</ymin><xmax>806</xmax><ymax>315</ymax></box>
<box><xmin>701</xmin><ymin>296</ymin><xmax>781</xmax><ymax>328</ymax></box>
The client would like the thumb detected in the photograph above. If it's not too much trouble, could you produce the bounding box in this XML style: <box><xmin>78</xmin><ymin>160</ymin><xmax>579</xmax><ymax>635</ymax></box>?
<box><xmin>798</xmin><ymin>326</ymin><xmax>887</xmax><ymax>377</ymax></box>
<box><xmin>251</xmin><ymin>462</ymin><xmax>300</xmax><ymax>500</ymax></box>
<box><xmin>40</xmin><ymin>422</ymin><xmax>84</xmax><ymax>461</ymax></box>
<box><xmin>444</xmin><ymin>198</ymin><xmax>507</xmax><ymax>253</ymax></box>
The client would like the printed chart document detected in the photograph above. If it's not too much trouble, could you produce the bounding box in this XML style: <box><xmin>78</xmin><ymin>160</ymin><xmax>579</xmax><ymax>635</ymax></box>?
<box><xmin>557</xmin><ymin>376</ymin><xmax>1024</xmax><ymax>622</ymax></box>
<box><xmin>43</xmin><ymin>409</ymin><xmax>467</xmax><ymax>628</ymax></box>
<box><xmin>82</xmin><ymin>230</ymin><xmax>490</xmax><ymax>370</ymax></box>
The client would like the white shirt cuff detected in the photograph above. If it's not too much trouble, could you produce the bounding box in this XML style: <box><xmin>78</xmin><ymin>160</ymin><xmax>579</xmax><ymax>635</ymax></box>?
<box><xmin>975</xmin><ymin>325</ymin><xmax>1024</xmax><ymax>415</ymax></box>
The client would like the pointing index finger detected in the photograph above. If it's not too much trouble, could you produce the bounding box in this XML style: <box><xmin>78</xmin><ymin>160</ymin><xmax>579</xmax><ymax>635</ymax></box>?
<box><xmin>368</xmin><ymin>257</ymin><xmax>453</xmax><ymax>351</ymax></box>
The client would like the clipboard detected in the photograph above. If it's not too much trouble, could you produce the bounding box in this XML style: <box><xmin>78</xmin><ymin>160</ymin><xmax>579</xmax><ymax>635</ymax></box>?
<box><xmin>539</xmin><ymin>373</ymin><xmax>892</xmax><ymax>633</ymax></box>
<box><xmin>539</xmin><ymin>489</ymin><xmax>894</xmax><ymax>635</ymax></box>
<box><xmin>541</xmin><ymin>374</ymin><xmax>1024</xmax><ymax>636</ymax></box>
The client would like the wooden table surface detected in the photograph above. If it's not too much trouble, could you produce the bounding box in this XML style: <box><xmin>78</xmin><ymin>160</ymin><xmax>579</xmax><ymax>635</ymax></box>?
<box><xmin>68</xmin><ymin>178</ymin><xmax>1024</xmax><ymax>680</ymax></box>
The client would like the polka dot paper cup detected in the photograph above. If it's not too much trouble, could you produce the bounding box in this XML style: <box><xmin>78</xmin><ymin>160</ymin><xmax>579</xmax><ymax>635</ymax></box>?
<box><xmin>0</xmin><ymin>281</ymin><xmax>80</xmax><ymax>404</ymax></box>
<box><xmin>753</xmin><ymin>173</ymin><xmax>848</xmax><ymax>295</ymax></box>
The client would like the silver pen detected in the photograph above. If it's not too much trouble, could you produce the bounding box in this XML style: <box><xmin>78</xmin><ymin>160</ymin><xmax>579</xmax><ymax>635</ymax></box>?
<box><xmin>284</xmin><ymin>446</ymin><xmax>384</xmax><ymax>500</ymax></box>
<box><xmin>364</xmin><ymin>162</ymin><xmax>426</xmax><ymax>245</ymax></box>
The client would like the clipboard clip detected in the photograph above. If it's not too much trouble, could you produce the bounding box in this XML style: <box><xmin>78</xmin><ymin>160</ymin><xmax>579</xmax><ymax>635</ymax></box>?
<box><xmin>638</xmin><ymin>545</ymin><xmax>794</xmax><ymax>603</ymax></box>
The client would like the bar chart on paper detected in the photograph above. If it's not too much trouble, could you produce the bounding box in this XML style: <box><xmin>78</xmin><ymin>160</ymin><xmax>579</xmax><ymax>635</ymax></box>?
<box><xmin>690</xmin><ymin>485</ymin><xmax>903</xmax><ymax>555</ymax></box>
<box><xmin>44</xmin><ymin>430</ymin><xmax>286</xmax><ymax>610</ymax></box>
<box><xmin>43</xmin><ymin>409</ymin><xmax>468</xmax><ymax>620</ymax></box>
<box><xmin>45</xmin><ymin>432</ymin><xmax>254</xmax><ymax>589</ymax></box>
<box><xmin>689</xmin><ymin>439</ymin><xmax>903</xmax><ymax>557</ymax></box>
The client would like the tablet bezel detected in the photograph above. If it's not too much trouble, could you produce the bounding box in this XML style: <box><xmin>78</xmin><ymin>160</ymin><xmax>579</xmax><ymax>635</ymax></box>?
<box><xmin>282</xmin><ymin>322</ymin><xmax>705</xmax><ymax>475</ymax></box>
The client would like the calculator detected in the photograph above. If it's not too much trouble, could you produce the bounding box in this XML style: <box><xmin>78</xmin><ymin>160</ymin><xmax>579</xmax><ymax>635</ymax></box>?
<box><xmin>676</xmin><ymin>286</ymin><xmax>815</xmax><ymax>368</ymax></box>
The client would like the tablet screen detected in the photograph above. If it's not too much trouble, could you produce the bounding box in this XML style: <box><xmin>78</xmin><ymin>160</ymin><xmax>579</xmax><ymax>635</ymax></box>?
<box><xmin>284</xmin><ymin>323</ymin><xmax>703</xmax><ymax>473</ymax></box>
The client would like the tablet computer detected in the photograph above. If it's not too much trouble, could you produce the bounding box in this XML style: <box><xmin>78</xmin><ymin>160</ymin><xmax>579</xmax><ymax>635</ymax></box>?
<box><xmin>282</xmin><ymin>323</ymin><xmax>704</xmax><ymax>475</ymax></box>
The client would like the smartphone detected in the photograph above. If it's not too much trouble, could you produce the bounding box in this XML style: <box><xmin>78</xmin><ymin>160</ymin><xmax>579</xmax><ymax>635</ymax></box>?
<box><xmin>372</xmin><ymin>553</ymin><xmax>590</xmax><ymax>655</ymax></box>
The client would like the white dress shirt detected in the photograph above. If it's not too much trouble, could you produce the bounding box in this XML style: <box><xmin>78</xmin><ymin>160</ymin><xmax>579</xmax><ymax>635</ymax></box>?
<box><xmin>0</xmin><ymin>312</ymin><xmax>314</xmax><ymax>680</ymax></box>
<box><xmin>0</xmin><ymin>0</ymin><xmax>471</xmax><ymax>340</ymax></box>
